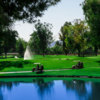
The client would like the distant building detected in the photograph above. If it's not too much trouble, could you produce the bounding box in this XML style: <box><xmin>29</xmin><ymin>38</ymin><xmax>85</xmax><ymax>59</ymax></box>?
<box><xmin>2</xmin><ymin>53</ymin><xmax>19</xmax><ymax>56</ymax></box>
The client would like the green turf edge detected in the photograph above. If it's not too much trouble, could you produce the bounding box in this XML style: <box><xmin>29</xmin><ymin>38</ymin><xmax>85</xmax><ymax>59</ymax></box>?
<box><xmin>0</xmin><ymin>77</ymin><xmax>100</xmax><ymax>83</ymax></box>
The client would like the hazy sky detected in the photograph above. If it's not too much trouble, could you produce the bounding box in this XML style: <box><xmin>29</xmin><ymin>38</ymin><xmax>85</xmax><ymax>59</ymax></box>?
<box><xmin>14</xmin><ymin>0</ymin><xmax>85</xmax><ymax>42</ymax></box>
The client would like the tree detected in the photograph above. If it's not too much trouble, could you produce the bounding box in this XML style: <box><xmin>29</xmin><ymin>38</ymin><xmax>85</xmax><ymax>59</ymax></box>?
<box><xmin>0</xmin><ymin>0</ymin><xmax>60</xmax><ymax>58</ymax></box>
<box><xmin>29</xmin><ymin>21</ymin><xmax>53</xmax><ymax>56</ymax></box>
<box><xmin>82</xmin><ymin>0</ymin><xmax>100</xmax><ymax>55</ymax></box>
<box><xmin>17</xmin><ymin>42</ymin><xmax>24</xmax><ymax>57</ymax></box>
<box><xmin>16</xmin><ymin>38</ymin><xmax>27</xmax><ymax>57</ymax></box>
<box><xmin>0</xmin><ymin>6</ymin><xmax>13</xmax><ymax>50</ymax></box>
<box><xmin>65</xmin><ymin>25</ymin><xmax>76</xmax><ymax>54</ymax></box>
<box><xmin>0</xmin><ymin>42</ymin><xmax>3</xmax><ymax>58</ymax></box>
<box><xmin>29</xmin><ymin>32</ymin><xmax>41</xmax><ymax>54</ymax></box>
<box><xmin>73</xmin><ymin>20</ymin><xmax>89</xmax><ymax>57</ymax></box>
<box><xmin>65</xmin><ymin>19</ymin><xmax>89</xmax><ymax>57</ymax></box>
<box><xmin>1</xmin><ymin>29</ymin><xmax>18</xmax><ymax>58</ymax></box>
<box><xmin>51</xmin><ymin>41</ymin><xmax>63</xmax><ymax>55</ymax></box>
<box><xmin>0</xmin><ymin>5</ymin><xmax>15</xmax><ymax>58</ymax></box>
<box><xmin>59</xmin><ymin>22</ymin><xmax>72</xmax><ymax>54</ymax></box>
<box><xmin>0</xmin><ymin>0</ymin><xmax>60</xmax><ymax>22</ymax></box>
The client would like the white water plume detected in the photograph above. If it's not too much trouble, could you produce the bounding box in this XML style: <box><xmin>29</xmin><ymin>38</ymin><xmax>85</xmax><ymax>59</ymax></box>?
<box><xmin>24</xmin><ymin>46</ymin><xmax>33</xmax><ymax>60</ymax></box>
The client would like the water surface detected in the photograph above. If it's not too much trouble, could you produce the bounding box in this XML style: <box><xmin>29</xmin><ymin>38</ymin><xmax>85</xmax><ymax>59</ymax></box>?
<box><xmin>0</xmin><ymin>78</ymin><xmax>100</xmax><ymax>100</ymax></box>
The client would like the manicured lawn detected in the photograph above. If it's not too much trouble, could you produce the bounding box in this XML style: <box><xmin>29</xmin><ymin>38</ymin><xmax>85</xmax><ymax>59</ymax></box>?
<box><xmin>0</xmin><ymin>55</ymin><xmax>100</xmax><ymax>77</ymax></box>
<box><xmin>0</xmin><ymin>77</ymin><xmax>100</xmax><ymax>83</ymax></box>
<box><xmin>0</xmin><ymin>67</ymin><xmax>100</xmax><ymax>77</ymax></box>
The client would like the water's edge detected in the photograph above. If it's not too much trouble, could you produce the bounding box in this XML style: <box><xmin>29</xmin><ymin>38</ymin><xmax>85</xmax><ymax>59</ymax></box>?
<box><xmin>0</xmin><ymin>75</ymin><xmax>100</xmax><ymax>79</ymax></box>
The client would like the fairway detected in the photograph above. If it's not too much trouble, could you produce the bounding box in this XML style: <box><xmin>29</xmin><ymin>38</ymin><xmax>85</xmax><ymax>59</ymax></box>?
<box><xmin>0</xmin><ymin>55</ymin><xmax>100</xmax><ymax>77</ymax></box>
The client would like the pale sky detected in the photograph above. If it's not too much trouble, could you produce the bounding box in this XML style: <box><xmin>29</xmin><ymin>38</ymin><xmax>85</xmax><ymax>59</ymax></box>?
<box><xmin>14</xmin><ymin>0</ymin><xmax>85</xmax><ymax>42</ymax></box>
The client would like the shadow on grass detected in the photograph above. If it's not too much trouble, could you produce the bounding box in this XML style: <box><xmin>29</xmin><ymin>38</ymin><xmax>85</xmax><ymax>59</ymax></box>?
<box><xmin>95</xmin><ymin>61</ymin><xmax>100</xmax><ymax>66</ymax></box>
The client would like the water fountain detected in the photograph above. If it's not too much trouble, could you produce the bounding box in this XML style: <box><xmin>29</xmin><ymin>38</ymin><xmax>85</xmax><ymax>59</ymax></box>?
<box><xmin>24</xmin><ymin>46</ymin><xmax>33</xmax><ymax>60</ymax></box>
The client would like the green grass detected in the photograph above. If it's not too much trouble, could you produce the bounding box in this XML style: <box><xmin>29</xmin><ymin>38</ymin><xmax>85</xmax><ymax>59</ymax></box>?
<box><xmin>0</xmin><ymin>55</ymin><xmax>100</xmax><ymax>77</ymax></box>
<box><xmin>0</xmin><ymin>77</ymin><xmax>100</xmax><ymax>83</ymax></box>
<box><xmin>0</xmin><ymin>68</ymin><xmax>100</xmax><ymax>77</ymax></box>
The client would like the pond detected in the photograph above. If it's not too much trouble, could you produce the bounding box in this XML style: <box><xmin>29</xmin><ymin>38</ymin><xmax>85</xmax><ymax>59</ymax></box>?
<box><xmin>0</xmin><ymin>78</ymin><xmax>100</xmax><ymax>100</ymax></box>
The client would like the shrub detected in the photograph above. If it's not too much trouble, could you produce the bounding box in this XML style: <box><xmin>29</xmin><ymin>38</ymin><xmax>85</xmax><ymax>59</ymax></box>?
<box><xmin>0</xmin><ymin>61</ymin><xmax>23</xmax><ymax>70</ymax></box>
<box><xmin>0</xmin><ymin>60</ymin><xmax>33</xmax><ymax>70</ymax></box>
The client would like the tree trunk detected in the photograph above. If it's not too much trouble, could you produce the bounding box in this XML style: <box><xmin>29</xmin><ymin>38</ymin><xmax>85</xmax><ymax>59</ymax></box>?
<box><xmin>78</xmin><ymin>49</ymin><xmax>81</xmax><ymax>57</ymax></box>
<box><xmin>42</xmin><ymin>50</ymin><xmax>45</xmax><ymax>57</ymax></box>
<box><xmin>5</xmin><ymin>52</ymin><xmax>7</xmax><ymax>58</ymax></box>
<box><xmin>65</xmin><ymin>52</ymin><xmax>68</xmax><ymax>55</ymax></box>
<box><xmin>1</xmin><ymin>54</ymin><xmax>3</xmax><ymax>59</ymax></box>
<box><xmin>4</xmin><ymin>47</ymin><xmax>7</xmax><ymax>58</ymax></box>
<box><xmin>82</xmin><ymin>51</ymin><xmax>85</xmax><ymax>57</ymax></box>
<box><xmin>43</xmin><ymin>53</ymin><xmax>45</xmax><ymax>57</ymax></box>
<box><xmin>94</xmin><ymin>46</ymin><xmax>98</xmax><ymax>56</ymax></box>
<box><xmin>64</xmin><ymin>49</ymin><xmax>68</xmax><ymax>55</ymax></box>
<box><xmin>63</xmin><ymin>42</ymin><xmax>68</xmax><ymax>55</ymax></box>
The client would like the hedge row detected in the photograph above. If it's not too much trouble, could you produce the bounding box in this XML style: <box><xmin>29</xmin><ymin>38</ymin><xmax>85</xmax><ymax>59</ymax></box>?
<box><xmin>0</xmin><ymin>60</ymin><xmax>32</xmax><ymax>70</ymax></box>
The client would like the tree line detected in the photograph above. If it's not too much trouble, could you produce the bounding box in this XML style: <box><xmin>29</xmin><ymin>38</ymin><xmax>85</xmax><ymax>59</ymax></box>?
<box><xmin>0</xmin><ymin>0</ymin><xmax>60</xmax><ymax>58</ymax></box>
<box><xmin>29</xmin><ymin>0</ymin><xmax>100</xmax><ymax>56</ymax></box>
<box><xmin>0</xmin><ymin>0</ymin><xmax>100</xmax><ymax>57</ymax></box>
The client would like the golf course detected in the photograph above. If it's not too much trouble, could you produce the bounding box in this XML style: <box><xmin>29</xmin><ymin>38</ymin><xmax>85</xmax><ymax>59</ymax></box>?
<box><xmin>0</xmin><ymin>55</ymin><xmax>100</xmax><ymax>77</ymax></box>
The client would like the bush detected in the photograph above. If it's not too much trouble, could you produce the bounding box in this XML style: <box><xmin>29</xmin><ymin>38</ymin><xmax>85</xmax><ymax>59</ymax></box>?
<box><xmin>0</xmin><ymin>60</ymin><xmax>33</xmax><ymax>70</ymax></box>
<box><xmin>0</xmin><ymin>61</ymin><xmax>23</xmax><ymax>70</ymax></box>
<box><xmin>14</xmin><ymin>61</ymin><xmax>23</xmax><ymax>68</ymax></box>
<box><xmin>22</xmin><ymin>60</ymin><xmax>32</xmax><ymax>64</ymax></box>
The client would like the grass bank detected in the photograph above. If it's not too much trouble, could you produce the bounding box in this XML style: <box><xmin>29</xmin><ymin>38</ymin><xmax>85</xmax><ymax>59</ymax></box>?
<box><xmin>0</xmin><ymin>55</ymin><xmax>100</xmax><ymax>77</ymax></box>
<box><xmin>0</xmin><ymin>77</ymin><xmax>100</xmax><ymax>83</ymax></box>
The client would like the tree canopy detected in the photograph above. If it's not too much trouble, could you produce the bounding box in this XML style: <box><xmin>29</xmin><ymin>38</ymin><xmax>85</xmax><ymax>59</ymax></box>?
<box><xmin>0</xmin><ymin>0</ymin><xmax>60</xmax><ymax>22</ymax></box>
<box><xmin>0</xmin><ymin>0</ymin><xmax>60</xmax><ymax>58</ymax></box>
<box><xmin>83</xmin><ymin>0</ymin><xmax>100</xmax><ymax>55</ymax></box>
<box><xmin>0</xmin><ymin>29</ymin><xmax>18</xmax><ymax>58</ymax></box>
<box><xmin>65</xmin><ymin>19</ymin><xmax>89</xmax><ymax>56</ymax></box>
<box><xmin>59</xmin><ymin>22</ymin><xmax>72</xmax><ymax>54</ymax></box>
<box><xmin>59</xmin><ymin>19</ymin><xmax>89</xmax><ymax>56</ymax></box>
<box><xmin>16</xmin><ymin>38</ymin><xmax>27</xmax><ymax>57</ymax></box>
<box><xmin>29</xmin><ymin>21</ymin><xmax>53</xmax><ymax>55</ymax></box>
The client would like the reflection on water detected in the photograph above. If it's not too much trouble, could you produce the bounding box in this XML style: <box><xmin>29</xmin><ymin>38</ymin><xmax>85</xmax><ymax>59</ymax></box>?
<box><xmin>63</xmin><ymin>80</ymin><xmax>92</xmax><ymax>100</ymax></box>
<box><xmin>0</xmin><ymin>82</ymin><xmax>19</xmax><ymax>100</ymax></box>
<box><xmin>33</xmin><ymin>78</ymin><xmax>54</xmax><ymax>99</ymax></box>
<box><xmin>0</xmin><ymin>78</ymin><xmax>100</xmax><ymax>100</ymax></box>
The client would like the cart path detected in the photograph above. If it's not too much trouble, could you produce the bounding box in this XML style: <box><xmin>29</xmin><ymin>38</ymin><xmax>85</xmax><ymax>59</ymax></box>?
<box><xmin>0</xmin><ymin>69</ymin><xmax>71</xmax><ymax>74</ymax></box>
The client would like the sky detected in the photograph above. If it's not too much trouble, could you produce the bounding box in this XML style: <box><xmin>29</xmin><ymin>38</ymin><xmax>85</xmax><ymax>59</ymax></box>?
<box><xmin>14</xmin><ymin>0</ymin><xmax>85</xmax><ymax>42</ymax></box>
